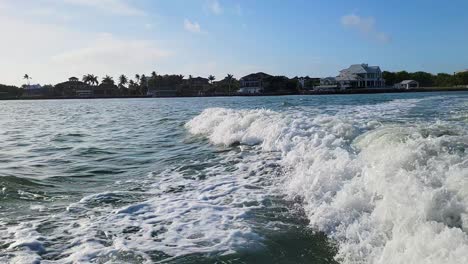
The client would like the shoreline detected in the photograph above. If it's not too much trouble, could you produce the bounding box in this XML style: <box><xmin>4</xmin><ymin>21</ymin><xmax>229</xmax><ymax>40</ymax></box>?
<box><xmin>1</xmin><ymin>87</ymin><xmax>467</xmax><ymax>100</ymax></box>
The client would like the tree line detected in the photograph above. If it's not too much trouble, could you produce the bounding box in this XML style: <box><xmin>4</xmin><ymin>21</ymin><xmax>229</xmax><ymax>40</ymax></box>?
<box><xmin>383</xmin><ymin>71</ymin><xmax>468</xmax><ymax>87</ymax></box>
<box><xmin>1</xmin><ymin>70</ymin><xmax>468</xmax><ymax>98</ymax></box>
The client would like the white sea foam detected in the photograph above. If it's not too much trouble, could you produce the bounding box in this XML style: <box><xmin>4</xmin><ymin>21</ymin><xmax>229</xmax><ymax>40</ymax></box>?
<box><xmin>1</xmin><ymin>150</ymin><xmax>279</xmax><ymax>263</ymax></box>
<box><xmin>185</xmin><ymin>99</ymin><xmax>468</xmax><ymax>264</ymax></box>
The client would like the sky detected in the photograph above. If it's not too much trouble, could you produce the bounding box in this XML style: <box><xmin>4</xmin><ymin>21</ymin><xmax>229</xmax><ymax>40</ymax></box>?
<box><xmin>1</xmin><ymin>0</ymin><xmax>468</xmax><ymax>86</ymax></box>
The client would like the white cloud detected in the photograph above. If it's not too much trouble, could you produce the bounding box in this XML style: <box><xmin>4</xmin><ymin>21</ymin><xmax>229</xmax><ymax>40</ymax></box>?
<box><xmin>341</xmin><ymin>13</ymin><xmax>391</xmax><ymax>43</ymax></box>
<box><xmin>0</xmin><ymin>9</ymin><xmax>170</xmax><ymax>86</ymax></box>
<box><xmin>184</xmin><ymin>19</ymin><xmax>201</xmax><ymax>33</ymax></box>
<box><xmin>51</xmin><ymin>33</ymin><xmax>171</xmax><ymax>73</ymax></box>
<box><xmin>208</xmin><ymin>0</ymin><xmax>223</xmax><ymax>15</ymax></box>
<box><xmin>62</xmin><ymin>0</ymin><xmax>145</xmax><ymax>16</ymax></box>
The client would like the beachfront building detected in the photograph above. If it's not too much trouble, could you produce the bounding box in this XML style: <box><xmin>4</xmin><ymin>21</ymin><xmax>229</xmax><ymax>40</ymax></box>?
<box><xmin>335</xmin><ymin>64</ymin><xmax>385</xmax><ymax>89</ymax></box>
<box><xmin>238</xmin><ymin>72</ymin><xmax>272</xmax><ymax>94</ymax></box>
<box><xmin>394</xmin><ymin>80</ymin><xmax>419</xmax><ymax>89</ymax></box>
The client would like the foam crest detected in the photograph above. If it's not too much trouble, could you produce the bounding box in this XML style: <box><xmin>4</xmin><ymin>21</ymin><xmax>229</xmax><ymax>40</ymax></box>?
<box><xmin>186</xmin><ymin>101</ymin><xmax>468</xmax><ymax>264</ymax></box>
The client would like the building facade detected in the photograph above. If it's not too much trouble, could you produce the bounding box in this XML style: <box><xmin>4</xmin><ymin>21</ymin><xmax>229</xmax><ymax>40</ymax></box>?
<box><xmin>238</xmin><ymin>72</ymin><xmax>272</xmax><ymax>94</ymax></box>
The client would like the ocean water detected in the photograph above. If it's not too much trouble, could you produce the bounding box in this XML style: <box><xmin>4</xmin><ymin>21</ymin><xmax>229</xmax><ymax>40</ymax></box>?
<box><xmin>0</xmin><ymin>92</ymin><xmax>467</xmax><ymax>264</ymax></box>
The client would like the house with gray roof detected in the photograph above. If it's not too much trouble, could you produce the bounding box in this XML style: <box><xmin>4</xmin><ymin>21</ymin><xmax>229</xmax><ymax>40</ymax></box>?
<box><xmin>336</xmin><ymin>64</ymin><xmax>385</xmax><ymax>89</ymax></box>
<box><xmin>394</xmin><ymin>80</ymin><xmax>419</xmax><ymax>89</ymax></box>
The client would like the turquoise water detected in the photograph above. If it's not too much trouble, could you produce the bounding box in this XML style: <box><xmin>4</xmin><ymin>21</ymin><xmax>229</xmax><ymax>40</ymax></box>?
<box><xmin>0</xmin><ymin>92</ymin><xmax>467</xmax><ymax>263</ymax></box>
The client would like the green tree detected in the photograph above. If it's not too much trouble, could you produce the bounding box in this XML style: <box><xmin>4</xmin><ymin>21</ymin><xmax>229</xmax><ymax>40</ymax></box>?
<box><xmin>148</xmin><ymin>71</ymin><xmax>158</xmax><ymax>89</ymax></box>
<box><xmin>382</xmin><ymin>71</ymin><xmax>396</xmax><ymax>86</ymax></box>
<box><xmin>83</xmin><ymin>74</ymin><xmax>99</xmax><ymax>86</ymax></box>
<box><xmin>23</xmin><ymin>74</ymin><xmax>31</xmax><ymax>86</ymax></box>
<box><xmin>410</xmin><ymin>71</ymin><xmax>434</xmax><ymax>87</ymax></box>
<box><xmin>82</xmin><ymin>74</ymin><xmax>91</xmax><ymax>84</ymax></box>
<box><xmin>455</xmin><ymin>72</ymin><xmax>468</xmax><ymax>86</ymax></box>
<box><xmin>102</xmin><ymin>75</ymin><xmax>115</xmax><ymax>85</ymax></box>
<box><xmin>434</xmin><ymin>73</ymin><xmax>454</xmax><ymax>87</ymax></box>
<box><xmin>208</xmin><ymin>75</ymin><xmax>215</xmax><ymax>84</ymax></box>
<box><xmin>139</xmin><ymin>74</ymin><xmax>148</xmax><ymax>95</ymax></box>
<box><xmin>394</xmin><ymin>71</ymin><xmax>411</xmax><ymax>84</ymax></box>
<box><xmin>118</xmin><ymin>74</ymin><xmax>128</xmax><ymax>87</ymax></box>
<box><xmin>226</xmin><ymin>74</ymin><xmax>234</xmax><ymax>94</ymax></box>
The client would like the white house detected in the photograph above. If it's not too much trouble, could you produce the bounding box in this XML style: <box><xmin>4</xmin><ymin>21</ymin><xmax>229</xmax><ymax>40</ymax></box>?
<box><xmin>335</xmin><ymin>64</ymin><xmax>385</xmax><ymax>89</ymax></box>
<box><xmin>394</xmin><ymin>80</ymin><xmax>419</xmax><ymax>89</ymax></box>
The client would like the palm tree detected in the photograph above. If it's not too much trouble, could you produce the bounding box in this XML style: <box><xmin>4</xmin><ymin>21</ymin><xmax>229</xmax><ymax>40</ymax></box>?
<box><xmin>102</xmin><ymin>75</ymin><xmax>114</xmax><ymax>85</ymax></box>
<box><xmin>226</xmin><ymin>74</ymin><xmax>234</xmax><ymax>95</ymax></box>
<box><xmin>140</xmin><ymin>74</ymin><xmax>147</xmax><ymax>95</ymax></box>
<box><xmin>83</xmin><ymin>74</ymin><xmax>99</xmax><ymax>86</ymax></box>
<box><xmin>23</xmin><ymin>74</ymin><xmax>31</xmax><ymax>86</ymax></box>
<box><xmin>92</xmin><ymin>75</ymin><xmax>99</xmax><ymax>86</ymax></box>
<box><xmin>188</xmin><ymin>75</ymin><xmax>193</xmax><ymax>91</ymax></box>
<box><xmin>119</xmin><ymin>74</ymin><xmax>128</xmax><ymax>88</ymax></box>
<box><xmin>208</xmin><ymin>75</ymin><xmax>215</xmax><ymax>84</ymax></box>
<box><xmin>149</xmin><ymin>71</ymin><xmax>158</xmax><ymax>89</ymax></box>
<box><xmin>82</xmin><ymin>74</ymin><xmax>91</xmax><ymax>84</ymax></box>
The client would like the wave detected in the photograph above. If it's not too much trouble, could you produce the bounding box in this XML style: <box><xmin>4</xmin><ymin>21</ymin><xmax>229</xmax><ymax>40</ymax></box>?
<box><xmin>185</xmin><ymin>102</ymin><xmax>468</xmax><ymax>264</ymax></box>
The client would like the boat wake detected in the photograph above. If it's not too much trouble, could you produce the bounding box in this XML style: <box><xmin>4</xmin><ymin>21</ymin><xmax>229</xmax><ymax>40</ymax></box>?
<box><xmin>185</xmin><ymin>100</ymin><xmax>468</xmax><ymax>264</ymax></box>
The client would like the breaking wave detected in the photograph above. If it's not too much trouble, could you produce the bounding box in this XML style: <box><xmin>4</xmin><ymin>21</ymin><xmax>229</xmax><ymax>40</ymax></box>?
<box><xmin>185</xmin><ymin>101</ymin><xmax>468</xmax><ymax>264</ymax></box>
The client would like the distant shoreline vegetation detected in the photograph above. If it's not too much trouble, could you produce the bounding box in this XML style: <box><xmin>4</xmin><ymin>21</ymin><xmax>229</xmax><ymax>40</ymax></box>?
<box><xmin>1</xmin><ymin>69</ymin><xmax>468</xmax><ymax>99</ymax></box>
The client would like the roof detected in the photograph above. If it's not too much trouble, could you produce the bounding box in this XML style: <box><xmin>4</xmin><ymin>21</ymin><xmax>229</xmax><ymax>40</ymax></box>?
<box><xmin>336</xmin><ymin>73</ymin><xmax>363</xmax><ymax>81</ymax></box>
<box><xmin>240</xmin><ymin>72</ymin><xmax>272</xmax><ymax>80</ymax></box>
<box><xmin>341</xmin><ymin>64</ymin><xmax>381</xmax><ymax>74</ymax></box>
<box><xmin>191</xmin><ymin>76</ymin><xmax>209</xmax><ymax>81</ymax></box>
<box><xmin>400</xmin><ymin>80</ymin><xmax>418</xmax><ymax>84</ymax></box>
<box><xmin>56</xmin><ymin>80</ymin><xmax>88</xmax><ymax>86</ymax></box>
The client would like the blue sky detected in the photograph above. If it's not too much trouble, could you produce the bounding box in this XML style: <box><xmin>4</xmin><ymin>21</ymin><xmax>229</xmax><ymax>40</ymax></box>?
<box><xmin>1</xmin><ymin>0</ymin><xmax>468</xmax><ymax>86</ymax></box>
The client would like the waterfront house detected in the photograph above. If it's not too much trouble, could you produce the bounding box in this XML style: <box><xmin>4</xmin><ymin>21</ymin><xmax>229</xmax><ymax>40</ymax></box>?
<box><xmin>147</xmin><ymin>86</ymin><xmax>177</xmax><ymax>97</ymax></box>
<box><xmin>335</xmin><ymin>64</ymin><xmax>385</xmax><ymax>89</ymax></box>
<box><xmin>297</xmin><ymin>77</ymin><xmax>321</xmax><ymax>90</ymax></box>
<box><xmin>238</xmin><ymin>72</ymin><xmax>272</xmax><ymax>94</ymax></box>
<box><xmin>23</xmin><ymin>84</ymin><xmax>46</xmax><ymax>97</ymax></box>
<box><xmin>320</xmin><ymin>77</ymin><xmax>337</xmax><ymax>86</ymax></box>
<box><xmin>55</xmin><ymin>77</ymin><xmax>93</xmax><ymax>97</ymax></box>
<box><xmin>147</xmin><ymin>75</ymin><xmax>184</xmax><ymax>97</ymax></box>
<box><xmin>314</xmin><ymin>77</ymin><xmax>339</xmax><ymax>90</ymax></box>
<box><xmin>394</xmin><ymin>80</ymin><xmax>419</xmax><ymax>89</ymax></box>
<box><xmin>177</xmin><ymin>77</ymin><xmax>210</xmax><ymax>96</ymax></box>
